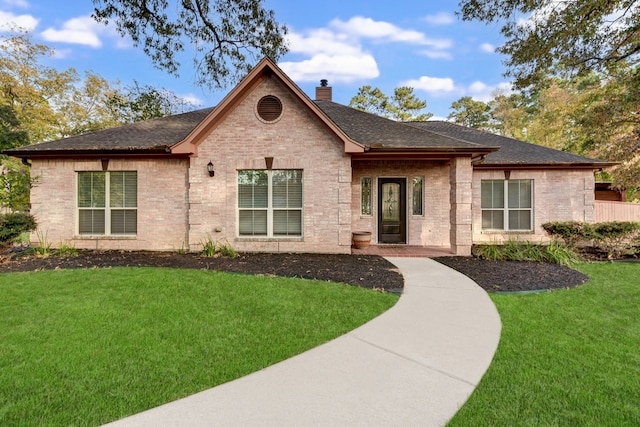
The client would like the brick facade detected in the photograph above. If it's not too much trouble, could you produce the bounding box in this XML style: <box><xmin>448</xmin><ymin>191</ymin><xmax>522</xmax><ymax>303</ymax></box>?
<box><xmin>23</xmin><ymin>70</ymin><xmax>599</xmax><ymax>255</ymax></box>
<box><xmin>472</xmin><ymin>169</ymin><xmax>595</xmax><ymax>243</ymax></box>
<box><xmin>351</xmin><ymin>160</ymin><xmax>452</xmax><ymax>247</ymax></box>
<box><xmin>187</xmin><ymin>76</ymin><xmax>352</xmax><ymax>254</ymax></box>
<box><xmin>30</xmin><ymin>158</ymin><xmax>190</xmax><ymax>250</ymax></box>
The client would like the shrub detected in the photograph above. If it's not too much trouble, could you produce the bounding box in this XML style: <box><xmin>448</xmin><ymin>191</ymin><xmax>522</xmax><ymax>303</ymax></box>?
<box><xmin>200</xmin><ymin>235</ymin><xmax>238</xmax><ymax>258</ymax></box>
<box><xmin>473</xmin><ymin>239</ymin><xmax>582</xmax><ymax>267</ymax></box>
<box><xmin>0</xmin><ymin>212</ymin><xmax>36</xmax><ymax>244</ymax></box>
<box><xmin>591</xmin><ymin>221</ymin><xmax>640</xmax><ymax>258</ymax></box>
<box><xmin>542</xmin><ymin>221</ymin><xmax>594</xmax><ymax>248</ymax></box>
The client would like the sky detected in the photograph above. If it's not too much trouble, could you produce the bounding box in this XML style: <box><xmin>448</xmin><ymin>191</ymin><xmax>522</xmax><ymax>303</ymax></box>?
<box><xmin>0</xmin><ymin>0</ymin><xmax>513</xmax><ymax>120</ymax></box>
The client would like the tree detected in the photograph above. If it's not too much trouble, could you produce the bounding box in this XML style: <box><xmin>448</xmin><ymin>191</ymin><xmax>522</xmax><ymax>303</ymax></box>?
<box><xmin>349</xmin><ymin>86</ymin><xmax>433</xmax><ymax>121</ymax></box>
<box><xmin>448</xmin><ymin>96</ymin><xmax>491</xmax><ymax>129</ymax></box>
<box><xmin>114</xmin><ymin>81</ymin><xmax>199</xmax><ymax>123</ymax></box>
<box><xmin>92</xmin><ymin>0</ymin><xmax>288</xmax><ymax>89</ymax></box>
<box><xmin>459</xmin><ymin>0</ymin><xmax>640</xmax><ymax>89</ymax></box>
<box><xmin>488</xmin><ymin>92</ymin><xmax>528</xmax><ymax>140</ymax></box>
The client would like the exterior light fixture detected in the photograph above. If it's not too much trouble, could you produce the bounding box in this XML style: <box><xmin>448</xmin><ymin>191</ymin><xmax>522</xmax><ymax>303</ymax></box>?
<box><xmin>207</xmin><ymin>161</ymin><xmax>215</xmax><ymax>177</ymax></box>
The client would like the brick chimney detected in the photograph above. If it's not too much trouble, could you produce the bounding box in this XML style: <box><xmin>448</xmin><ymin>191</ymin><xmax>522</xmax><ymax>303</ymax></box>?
<box><xmin>315</xmin><ymin>79</ymin><xmax>332</xmax><ymax>101</ymax></box>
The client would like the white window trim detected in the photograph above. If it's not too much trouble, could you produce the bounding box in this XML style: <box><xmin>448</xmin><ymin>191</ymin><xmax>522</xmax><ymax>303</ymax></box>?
<box><xmin>481</xmin><ymin>179</ymin><xmax>534</xmax><ymax>232</ymax></box>
<box><xmin>76</xmin><ymin>171</ymin><xmax>137</xmax><ymax>236</ymax></box>
<box><xmin>237</xmin><ymin>170</ymin><xmax>303</xmax><ymax>238</ymax></box>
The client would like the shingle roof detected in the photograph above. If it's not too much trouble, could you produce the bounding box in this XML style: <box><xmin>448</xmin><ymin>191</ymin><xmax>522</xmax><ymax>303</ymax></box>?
<box><xmin>4</xmin><ymin>107</ymin><xmax>214</xmax><ymax>155</ymax></box>
<box><xmin>314</xmin><ymin>100</ymin><xmax>488</xmax><ymax>151</ymax></box>
<box><xmin>409</xmin><ymin>121</ymin><xmax>612</xmax><ymax>167</ymax></box>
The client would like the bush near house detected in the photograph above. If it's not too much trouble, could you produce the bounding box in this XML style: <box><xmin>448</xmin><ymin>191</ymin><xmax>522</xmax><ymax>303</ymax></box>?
<box><xmin>0</xmin><ymin>212</ymin><xmax>36</xmax><ymax>245</ymax></box>
<box><xmin>543</xmin><ymin>221</ymin><xmax>640</xmax><ymax>258</ymax></box>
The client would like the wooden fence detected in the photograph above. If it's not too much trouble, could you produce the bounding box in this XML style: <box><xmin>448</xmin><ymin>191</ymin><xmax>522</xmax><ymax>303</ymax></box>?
<box><xmin>594</xmin><ymin>201</ymin><xmax>640</xmax><ymax>222</ymax></box>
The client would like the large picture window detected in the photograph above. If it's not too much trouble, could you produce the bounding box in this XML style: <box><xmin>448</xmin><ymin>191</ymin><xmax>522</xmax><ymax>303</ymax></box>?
<box><xmin>77</xmin><ymin>171</ymin><xmax>137</xmax><ymax>235</ymax></box>
<box><xmin>238</xmin><ymin>170</ymin><xmax>302</xmax><ymax>237</ymax></box>
<box><xmin>481</xmin><ymin>179</ymin><xmax>532</xmax><ymax>231</ymax></box>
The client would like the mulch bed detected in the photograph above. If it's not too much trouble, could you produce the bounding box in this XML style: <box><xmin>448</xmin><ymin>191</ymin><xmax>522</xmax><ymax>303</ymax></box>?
<box><xmin>1</xmin><ymin>249</ymin><xmax>593</xmax><ymax>293</ymax></box>
<box><xmin>0</xmin><ymin>250</ymin><xmax>405</xmax><ymax>292</ymax></box>
<box><xmin>433</xmin><ymin>256</ymin><xmax>590</xmax><ymax>292</ymax></box>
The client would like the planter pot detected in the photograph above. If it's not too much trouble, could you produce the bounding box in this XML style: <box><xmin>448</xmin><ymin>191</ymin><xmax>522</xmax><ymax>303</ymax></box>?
<box><xmin>352</xmin><ymin>231</ymin><xmax>372</xmax><ymax>249</ymax></box>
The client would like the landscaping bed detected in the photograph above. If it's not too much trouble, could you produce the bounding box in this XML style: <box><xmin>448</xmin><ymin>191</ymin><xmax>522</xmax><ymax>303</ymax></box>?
<box><xmin>0</xmin><ymin>248</ymin><xmax>595</xmax><ymax>293</ymax></box>
<box><xmin>433</xmin><ymin>256</ymin><xmax>589</xmax><ymax>292</ymax></box>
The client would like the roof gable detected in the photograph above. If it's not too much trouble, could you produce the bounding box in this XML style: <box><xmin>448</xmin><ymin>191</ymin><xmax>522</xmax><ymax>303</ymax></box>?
<box><xmin>171</xmin><ymin>57</ymin><xmax>365</xmax><ymax>155</ymax></box>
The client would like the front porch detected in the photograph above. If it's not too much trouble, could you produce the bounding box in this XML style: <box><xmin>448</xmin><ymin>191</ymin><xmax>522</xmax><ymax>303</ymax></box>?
<box><xmin>351</xmin><ymin>245</ymin><xmax>455</xmax><ymax>258</ymax></box>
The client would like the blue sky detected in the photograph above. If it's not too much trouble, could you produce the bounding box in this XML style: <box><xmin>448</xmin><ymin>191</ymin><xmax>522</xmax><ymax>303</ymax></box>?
<box><xmin>0</xmin><ymin>0</ymin><xmax>512</xmax><ymax>119</ymax></box>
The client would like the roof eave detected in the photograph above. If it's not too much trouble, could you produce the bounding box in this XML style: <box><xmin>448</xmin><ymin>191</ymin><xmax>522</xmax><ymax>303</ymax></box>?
<box><xmin>473</xmin><ymin>161</ymin><xmax>620</xmax><ymax>170</ymax></box>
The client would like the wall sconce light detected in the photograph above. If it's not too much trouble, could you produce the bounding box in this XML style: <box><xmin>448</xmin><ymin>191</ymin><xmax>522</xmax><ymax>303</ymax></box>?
<box><xmin>207</xmin><ymin>161</ymin><xmax>215</xmax><ymax>177</ymax></box>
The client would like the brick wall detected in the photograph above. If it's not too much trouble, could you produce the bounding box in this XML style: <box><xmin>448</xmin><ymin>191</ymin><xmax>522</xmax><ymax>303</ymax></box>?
<box><xmin>473</xmin><ymin>169</ymin><xmax>595</xmax><ymax>243</ymax></box>
<box><xmin>188</xmin><ymin>75</ymin><xmax>352</xmax><ymax>254</ymax></box>
<box><xmin>351</xmin><ymin>160</ymin><xmax>451</xmax><ymax>247</ymax></box>
<box><xmin>29</xmin><ymin>158</ymin><xmax>189</xmax><ymax>250</ymax></box>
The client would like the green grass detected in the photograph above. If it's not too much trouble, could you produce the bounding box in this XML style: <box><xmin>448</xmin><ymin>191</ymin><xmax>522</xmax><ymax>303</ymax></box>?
<box><xmin>448</xmin><ymin>262</ymin><xmax>640</xmax><ymax>426</ymax></box>
<box><xmin>0</xmin><ymin>267</ymin><xmax>398</xmax><ymax>426</ymax></box>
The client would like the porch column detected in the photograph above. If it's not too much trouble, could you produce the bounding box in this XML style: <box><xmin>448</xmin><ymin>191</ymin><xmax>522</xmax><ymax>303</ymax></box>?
<box><xmin>450</xmin><ymin>156</ymin><xmax>472</xmax><ymax>256</ymax></box>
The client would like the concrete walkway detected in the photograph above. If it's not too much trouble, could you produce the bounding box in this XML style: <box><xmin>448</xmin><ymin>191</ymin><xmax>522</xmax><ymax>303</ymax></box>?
<box><xmin>104</xmin><ymin>258</ymin><xmax>502</xmax><ymax>427</ymax></box>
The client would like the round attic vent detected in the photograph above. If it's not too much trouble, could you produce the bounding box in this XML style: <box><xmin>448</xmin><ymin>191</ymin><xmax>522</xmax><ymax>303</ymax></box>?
<box><xmin>257</xmin><ymin>95</ymin><xmax>283</xmax><ymax>122</ymax></box>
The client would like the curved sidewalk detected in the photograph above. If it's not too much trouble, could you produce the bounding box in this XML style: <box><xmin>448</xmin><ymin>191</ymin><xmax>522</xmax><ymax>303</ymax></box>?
<box><xmin>105</xmin><ymin>257</ymin><xmax>502</xmax><ymax>427</ymax></box>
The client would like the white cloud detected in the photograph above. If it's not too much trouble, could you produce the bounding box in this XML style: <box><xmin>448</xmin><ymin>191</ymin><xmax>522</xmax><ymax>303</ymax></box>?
<box><xmin>419</xmin><ymin>49</ymin><xmax>453</xmax><ymax>60</ymax></box>
<box><xmin>41</xmin><ymin>15</ymin><xmax>128</xmax><ymax>49</ymax></box>
<box><xmin>402</xmin><ymin>75</ymin><xmax>513</xmax><ymax>101</ymax></box>
<box><xmin>281</xmin><ymin>16</ymin><xmax>453</xmax><ymax>83</ymax></box>
<box><xmin>0</xmin><ymin>10</ymin><xmax>38</xmax><ymax>31</ymax></box>
<box><xmin>286</xmin><ymin>29</ymin><xmax>362</xmax><ymax>56</ymax></box>
<box><xmin>51</xmin><ymin>47</ymin><xmax>72</xmax><ymax>59</ymax></box>
<box><xmin>423</xmin><ymin>12</ymin><xmax>456</xmax><ymax>26</ymax></box>
<box><xmin>1</xmin><ymin>0</ymin><xmax>29</xmax><ymax>8</ymax></box>
<box><xmin>480</xmin><ymin>43</ymin><xmax>495</xmax><ymax>53</ymax></box>
<box><xmin>401</xmin><ymin>76</ymin><xmax>456</xmax><ymax>94</ymax></box>
<box><xmin>467</xmin><ymin>80</ymin><xmax>513</xmax><ymax>102</ymax></box>
<box><xmin>41</xmin><ymin>16</ymin><xmax>104</xmax><ymax>47</ymax></box>
<box><xmin>280</xmin><ymin>53</ymin><xmax>379</xmax><ymax>83</ymax></box>
<box><xmin>330</xmin><ymin>16</ymin><xmax>452</xmax><ymax>49</ymax></box>
<box><xmin>180</xmin><ymin>93</ymin><xmax>204</xmax><ymax>106</ymax></box>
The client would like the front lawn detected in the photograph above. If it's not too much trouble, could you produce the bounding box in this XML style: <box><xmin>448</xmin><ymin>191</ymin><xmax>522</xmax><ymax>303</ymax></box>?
<box><xmin>449</xmin><ymin>262</ymin><xmax>640</xmax><ymax>426</ymax></box>
<box><xmin>0</xmin><ymin>267</ymin><xmax>398</xmax><ymax>426</ymax></box>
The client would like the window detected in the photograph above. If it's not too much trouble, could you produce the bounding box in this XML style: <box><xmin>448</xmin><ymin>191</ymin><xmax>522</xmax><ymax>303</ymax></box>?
<box><xmin>78</xmin><ymin>171</ymin><xmax>137</xmax><ymax>235</ymax></box>
<box><xmin>238</xmin><ymin>170</ymin><xmax>302</xmax><ymax>236</ymax></box>
<box><xmin>361</xmin><ymin>177</ymin><xmax>372</xmax><ymax>215</ymax></box>
<box><xmin>412</xmin><ymin>176</ymin><xmax>423</xmax><ymax>216</ymax></box>
<box><xmin>481</xmin><ymin>179</ymin><xmax>532</xmax><ymax>231</ymax></box>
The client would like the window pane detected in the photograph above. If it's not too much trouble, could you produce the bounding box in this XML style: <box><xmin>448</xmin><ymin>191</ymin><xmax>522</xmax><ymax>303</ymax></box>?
<box><xmin>239</xmin><ymin>210</ymin><xmax>267</xmax><ymax>235</ymax></box>
<box><xmin>238</xmin><ymin>170</ymin><xmax>268</xmax><ymax>208</ymax></box>
<box><xmin>508</xmin><ymin>210</ymin><xmax>531</xmax><ymax>230</ymax></box>
<box><xmin>361</xmin><ymin>177</ymin><xmax>372</xmax><ymax>215</ymax></box>
<box><xmin>111</xmin><ymin>210</ymin><xmax>137</xmax><ymax>234</ymax></box>
<box><xmin>412</xmin><ymin>177</ymin><xmax>423</xmax><ymax>215</ymax></box>
<box><xmin>482</xmin><ymin>210</ymin><xmax>504</xmax><ymax>230</ymax></box>
<box><xmin>481</xmin><ymin>180</ymin><xmax>504</xmax><ymax>209</ymax></box>
<box><xmin>273</xmin><ymin>170</ymin><xmax>302</xmax><ymax>208</ymax></box>
<box><xmin>273</xmin><ymin>210</ymin><xmax>302</xmax><ymax>236</ymax></box>
<box><xmin>79</xmin><ymin>209</ymin><xmax>105</xmax><ymax>234</ymax></box>
<box><xmin>110</xmin><ymin>172</ymin><xmax>124</xmax><ymax>207</ymax></box>
<box><xmin>124</xmin><ymin>172</ymin><xmax>137</xmax><ymax>207</ymax></box>
<box><xmin>78</xmin><ymin>172</ymin><xmax>105</xmax><ymax>208</ymax></box>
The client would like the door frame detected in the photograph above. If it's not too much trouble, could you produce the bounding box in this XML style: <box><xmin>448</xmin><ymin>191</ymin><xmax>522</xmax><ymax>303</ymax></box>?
<box><xmin>377</xmin><ymin>177</ymin><xmax>407</xmax><ymax>244</ymax></box>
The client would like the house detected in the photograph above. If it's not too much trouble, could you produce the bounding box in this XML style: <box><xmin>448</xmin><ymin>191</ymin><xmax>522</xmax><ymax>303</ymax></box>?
<box><xmin>3</xmin><ymin>57</ymin><xmax>614</xmax><ymax>256</ymax></box>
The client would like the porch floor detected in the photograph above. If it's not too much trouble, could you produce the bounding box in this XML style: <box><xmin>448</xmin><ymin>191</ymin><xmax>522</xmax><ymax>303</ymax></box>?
<box><xmin>351</xmin><ymin>245</ymin><xmax>455</xmax><ymax>258</ymax></box>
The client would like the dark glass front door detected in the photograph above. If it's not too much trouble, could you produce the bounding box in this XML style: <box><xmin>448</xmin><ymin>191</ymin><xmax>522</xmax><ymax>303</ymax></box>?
<box><xmin>378</xmin><ymin>178</ymin><xmax>406</xmax><ymax>243</ymax></box>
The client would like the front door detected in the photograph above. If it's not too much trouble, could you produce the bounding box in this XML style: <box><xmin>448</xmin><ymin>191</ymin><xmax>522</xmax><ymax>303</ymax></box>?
<box><xmin>378</xmin><ymin>178</ymin><xmax>406</xmax><ymax>243</ymax></box>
